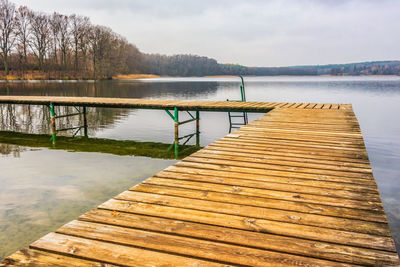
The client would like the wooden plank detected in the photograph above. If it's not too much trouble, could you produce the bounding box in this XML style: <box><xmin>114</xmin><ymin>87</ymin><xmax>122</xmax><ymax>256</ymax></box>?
<box><xmin>30</xmin><ymin>233</ymin><xmax>226</xmax><ymax>267</ymax></box>
<box><xmin>322</xmin><ymin>104</ymin><xmax>332</xmax><ymax>109</ymax></box>
<box><xmin>276</xmin><ymin>102</ymin><xmax>290</xmax><ymax>108</ymax></box>
<box><xmin>181</xmin><ymin>157</ymin><xmax>376</xmax><ymax>183</ymax></box>
<box><xmin>175</xmin><ymin>160</ymin><xmax>377</xmax><ymax>187</ymax></box>
<box><xmin>56</xmin><ymin>220</ymin><xmax>351</xmax><ymax>266</ymax></box>
<box><xmin>100</xmin><ymin>198</ymin><xmax>396</xmax><ymax>252</ymax></box>
<box><xmin>163</xmin><ymin>165</ymin><xmax>379</xmax><ymax>193</ymax></box>
<box><xmin>296</xmin><ymin>103</ymin><xmax>309</xmax><ymax>109</ymax></box>
<box><xmin>245</xmin><ymin>122</ymin><xmax>361</xmax><ymax>132</ymax></box>
<box><xmin>291</xmin><ymin>103</ymin><xmax>304</xmax><ymax>108</ymax></box>
<box><xmin>237</xmin><ymin>127</ymin><xmax>364</xmax><ymax>140</ymax></box>
<box><xmin>165</xmin><ymin>166</ymin><xmax>377</xmax><ymax>196</ymax></box>
<box><xmin>211</xmin><ymin>141</ymin><xmax>370</xmax><ymax>163</ymax></box>
<box><xmin>120</xmin><ymin>188</ymin><xmax>388</xmax><ymax>236</ymax></box>
<box><xmin>215</xmin><ymin>139</ymin><xmax>370</xmax><ymax>160</ymax></box>
<box><xmin>331</xmin><ymin>104</ymin><xmax>340</xmax><ymax>109</ymax></box>
<box><xmin>79</xmin><ymin>209</ymin><xmax>398</xmax><ymax>266</ymax></box>
<box><xmin>284</xmin><ymin>103</ymin><xmax>298</xmax><ymax>108</ymax></box>
<box><xmin>157</xmin><ymin>167</ymin><xmax>377</xmax><ymax>195</ymax></box>
<box><xmin>204</xmin><ymin>145</ymin><xmax>372</xmax><ymax>169</ymax></box>
<box><xmin>245</xmin><ymin>120</ymin><xmax>362</xmax><ymax>129</ymax></box>
<box><xmin>139</xmin><ymin>179</ymin><xmax>385</xmax><ymax>221</ymax></box>
<box><xmin>192</xmin><ymin>149</ymin><xmax>373</xmax><ymax>174</ymax></box>
<box><xmin>148</xmin><ymin>172</ymin><xmax>381</xmax><ymax>207</ymax></box>
<box><xmin>305</xmin><ymin>103</ymin><xmax>318</xmax><ymax>109</ymax></box>
<box><xmin>153</xmin><ymin>171</ymin><xmax>385</xmax><ymax>222</ymax></box>
<box><xmin>0</xmin><ymin>249</ymin><xmax>111</xmax><ymax>267</ymax></box>
<box><xmin>213</xmin><ymin>140</ymin><xmax>370</xmax><ymax>163</ymax></box>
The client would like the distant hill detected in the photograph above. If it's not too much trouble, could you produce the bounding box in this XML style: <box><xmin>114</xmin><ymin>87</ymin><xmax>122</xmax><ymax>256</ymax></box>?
<box><xmin>146</xmin><ymin>56</ymin><xmax>400</xmax><ymax>76</ymax></box>
<box><xmin>289</xmin><ymin>61</ymin><xmax>400</xmax><ymax>76</ymax></box>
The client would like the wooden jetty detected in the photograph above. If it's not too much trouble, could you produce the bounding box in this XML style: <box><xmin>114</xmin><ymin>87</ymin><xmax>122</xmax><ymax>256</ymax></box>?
<box><xmin>0</xmin><ymin>97</ymin><xmax>399</xmax><ymax>266</ymax></box>
<box><xmin>0</xmin><ymin>96</ymin><xmax>346</xmax><ymax>111</ymax></box>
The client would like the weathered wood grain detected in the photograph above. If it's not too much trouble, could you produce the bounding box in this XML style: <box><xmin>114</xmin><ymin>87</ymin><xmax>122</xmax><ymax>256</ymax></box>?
<box><xmin>2</xmin><ymin>102</ymin><xmax>399</xmax><ymax>266</ymax></box>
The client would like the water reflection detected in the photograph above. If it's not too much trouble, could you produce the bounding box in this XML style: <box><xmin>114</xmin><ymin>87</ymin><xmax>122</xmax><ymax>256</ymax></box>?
<box><xmin>0</xmin><ymin>143</ymin><xmax>28</xmax><ymax>157</ymax></box>
<box><xmin>0</xmin><ymin>104</ymin><xmax>131</xmax><ymax>137</ymax></box>
<box><xmin>0</xmin><ymin>80</ymin><xmax>220</xmax><ymax>99</ymax></box>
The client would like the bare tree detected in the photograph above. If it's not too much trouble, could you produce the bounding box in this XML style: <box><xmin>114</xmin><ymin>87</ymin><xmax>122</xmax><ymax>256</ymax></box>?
<box><xmin>58</xmin><ymin>14</ymin><xmax>70</xmax><ymax>69</ymax></box>
<box><xmin>14</xmin><ymin>5</ymin><xmax>31</xmax><ymax>70</ymax></box>
<box><xmin>28</xmin><ymin>11</ymin><xmax>50</xmax><ymax>71</ymax></box>
<box><xmin>52</xmin><ymin>12</ymin><xmax>70</xmax><ymax>70</ymax></box>
<box><xmin>78</xmin><ymin>19</ymin><xmax>91</xmax><ymax>73</ymax></box>
<box><xmin>0</xmin><ymin>0</ymin><xmax>16</xmax><ymax>75</ymax></box>
<box><xmin>88</xmin><ymin>25</ymin><xmax>114</xmax><ymax>78</ymax></box>
<box><xmin>49</xmin><ymin>12</ymin><xmax>61</xmax><ymax>66</ymax></box>
<box><xmin>70</xmin><ymin>14</ymin><xmax>89</xmax><ymax>72</ymax></box>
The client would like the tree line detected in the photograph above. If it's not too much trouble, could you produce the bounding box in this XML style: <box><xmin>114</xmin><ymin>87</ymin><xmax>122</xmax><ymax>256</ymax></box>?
<box><xmin>1</xmin><ymin>0</ymin><xmax>399</xmax><ymax>79</ymax></box>
<box><xmin>0</xmin><ymin>0</ymin><xmax>146</xmax><ymax>79</ymax></box>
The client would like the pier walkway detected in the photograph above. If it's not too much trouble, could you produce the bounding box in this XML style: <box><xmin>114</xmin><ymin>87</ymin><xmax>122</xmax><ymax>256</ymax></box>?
<box><xmin>0</xmin><ymin>98</ymin><xmax>399</xmax><ymax>266</ymax></box>
<box><xmin>0</xmin><ymin>95</ymin><xmax>347</xmax><ymax>111</ymax></box>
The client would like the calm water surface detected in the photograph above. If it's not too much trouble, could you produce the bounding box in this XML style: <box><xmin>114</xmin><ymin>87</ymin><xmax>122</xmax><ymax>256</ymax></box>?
<box><xmin>0</xmin><ymin>76</ymin><xmax>399</xmax><ymax>258</ymax></box>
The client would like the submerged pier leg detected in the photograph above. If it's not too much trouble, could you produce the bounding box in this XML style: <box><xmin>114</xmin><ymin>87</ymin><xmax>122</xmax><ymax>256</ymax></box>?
<box><xmin>49</xmin><ymin>103</ymin><xmax>56</xmax><ymax>146</ymax></box>
<box><xmin>196</xmin><ymin>110</ymin><xmax>200</xmax><ymax>146</ymax></box>
<box><xmin>174</xmin><ymin>107</ymin><xmax>179</xmax><ymax>158</ymax></box>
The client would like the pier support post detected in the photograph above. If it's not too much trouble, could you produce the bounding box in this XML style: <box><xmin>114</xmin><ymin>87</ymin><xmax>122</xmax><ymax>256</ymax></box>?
<box><xmin>196</xmin><ymin>111</ymin><xmax>200</xmax><ymax>146</ymax></box>
<box><xmin>83</xmin><ymin>106</ymin><xmax>88</xmax><ymax>138</ymax></box>
<box><xmin>174</xmin><ymin>107</ymin><xmax>179</xmax><ymax>158</ymax></box>
<box><xmin>49</xmin><ymin>103</ymin><xmax>56</xmax><ymax>146</ymax></box>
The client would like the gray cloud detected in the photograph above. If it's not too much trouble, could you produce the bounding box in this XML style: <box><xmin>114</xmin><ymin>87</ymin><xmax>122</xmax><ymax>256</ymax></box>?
<box><xmin>11</xmin><ymin>0</ymin><xmax>400</xmax><ymax>66</ymax></box>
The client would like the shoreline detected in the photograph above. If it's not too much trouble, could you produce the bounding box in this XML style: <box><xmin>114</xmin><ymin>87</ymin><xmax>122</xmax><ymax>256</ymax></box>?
<box><xmin>1</xmin><ymin>74</ymin><xmax>399</xmax><ymax>82</ymax></box>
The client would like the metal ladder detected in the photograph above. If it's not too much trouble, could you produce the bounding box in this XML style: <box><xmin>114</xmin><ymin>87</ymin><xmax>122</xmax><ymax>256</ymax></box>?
<box><xmin>228</xmin><ymin>76</ymin><xmax>248</xmax><ymax>132</ymax></box>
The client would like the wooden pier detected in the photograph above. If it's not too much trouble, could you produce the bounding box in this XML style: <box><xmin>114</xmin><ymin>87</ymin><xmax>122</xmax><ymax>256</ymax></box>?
<box><xmin>0</xmin><ymin>95</ymin><xmax>347</xmax><ymax>111</ymax></box>
<box><xmin>1</xmin><ymin>97</ymin><xmax>399</xmax><ymax>266</ymax></box>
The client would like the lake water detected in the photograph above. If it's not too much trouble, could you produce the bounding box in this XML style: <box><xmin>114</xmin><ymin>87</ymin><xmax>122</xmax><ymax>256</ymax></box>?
<box><xmin>0</xmin><ymin>76</ymin><xmax>399</xmax><ymax>258</ymax></box>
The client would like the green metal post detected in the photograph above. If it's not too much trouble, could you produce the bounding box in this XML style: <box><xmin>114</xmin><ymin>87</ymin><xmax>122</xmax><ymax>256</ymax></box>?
<box><xmin>49</xmin><ymin>102</ymin><xmax>56</xmax><ymax>146</ymax></box>
<box><xmin>239</xmin><ymin>75</ymin><xmax>248</xmax><ymax>124</ymax></box>
<box><xmin>195</xmin><ymin>110</ymin><xmax>200</xmax><ymax>146</ymax></box>
<box><xmin>174</xmin><ymin>107</ymin><xmax>179</xmax><ymax>158</ymax></box>
<box><xmin>83</xmin><ymin>106</ymin><xmax>88</xmax><ymax>138</ymax></box>
<box><xmin>239</xmin><ymin>75</ymin><xmax>245</xmax><ymax>101</ymax></box>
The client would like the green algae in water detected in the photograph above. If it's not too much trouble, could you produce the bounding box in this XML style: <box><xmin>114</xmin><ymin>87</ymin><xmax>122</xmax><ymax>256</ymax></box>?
<box><xmin>0</xmin><ymin>131</ymin><xmax>201</xmax><ymax>160</ymax></box>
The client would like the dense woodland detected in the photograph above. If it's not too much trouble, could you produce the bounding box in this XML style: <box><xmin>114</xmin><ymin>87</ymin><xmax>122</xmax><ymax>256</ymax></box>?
<box><xmin>0</xmin><ymin>0</ymin><xmax>146</xmax><ymax>79</ymax></box>
<box><xmin>1</xmin><ymin>0</ymin><xmax>399</xmax><ymax>79</ymax></box>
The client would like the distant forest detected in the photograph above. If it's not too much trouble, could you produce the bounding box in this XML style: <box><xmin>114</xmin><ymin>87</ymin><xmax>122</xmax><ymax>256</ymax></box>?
<box><xmin>1</xmin><ymin>0</ymin><xmax>399</xmax><ymax>79</ymax></box>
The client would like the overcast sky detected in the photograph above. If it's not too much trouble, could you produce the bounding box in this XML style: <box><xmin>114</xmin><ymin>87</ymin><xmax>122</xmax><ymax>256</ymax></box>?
<box><xmin>11</xmin><ymin>0</ymin><xmax>400</xmax><ymax>67</ymax></box>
